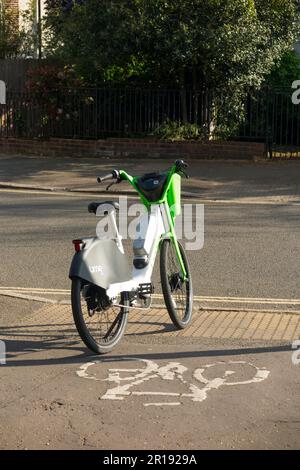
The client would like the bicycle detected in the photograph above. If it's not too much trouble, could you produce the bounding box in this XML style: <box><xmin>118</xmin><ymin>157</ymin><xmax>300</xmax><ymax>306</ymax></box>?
<box><xmin>69</xmin><ymin>159</ymin><xmax>193</xmax><ymax>354</ymax></box>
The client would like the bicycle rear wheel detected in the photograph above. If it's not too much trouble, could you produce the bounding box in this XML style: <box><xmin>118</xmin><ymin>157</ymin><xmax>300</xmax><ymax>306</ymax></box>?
<box><xmin>160</xmin><ymin>239</ymin><xmax>193</xmax><ymax>329</ymax></box>
<box><xmin>71</xmin><ymin>277</ymin><xmax>128</xmax><ymax>354</ymax></box>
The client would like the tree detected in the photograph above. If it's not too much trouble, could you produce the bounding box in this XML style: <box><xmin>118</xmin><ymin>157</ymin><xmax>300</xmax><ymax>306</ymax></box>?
<box><xmin>18</xmin><ymin>0</ymin><xmax>40</xmax><ymax>58</ymax></box>
<box><xmin>44</xmin><ymin>0</ymin><xmax>300</xmax><ymax>135</ymax></box>
<box><xmin>44</xmin><ymin>0</ymin><xmax>300</xmax><ymax>87</ymax></box>
<box><xmin>265</xmin><ymin>50</ymin><xmax>300</xmax><ymax>89</ymax></box>
<box><xmin>0</xmin><ymin>2</ymin><xmax>22</xmax><ymax>58</ymax></box>
<box><xmin>44</xmin><ymin>0</ymin><xmax>140</xmax><ymax>84</ymax></box>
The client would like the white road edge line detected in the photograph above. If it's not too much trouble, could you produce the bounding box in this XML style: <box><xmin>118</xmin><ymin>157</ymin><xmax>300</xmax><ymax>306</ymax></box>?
<box><xmin>1</xmin><ymin>188</ymin><xmax>300</xmax><ymax>206</ymax></box>
<box><xmin>1</xmin><ymin>288</ymin><xmax>300</xmax><ymax>314</ymax></box>
<box><xmin>1</xmin><ymin>288</ymin><xmax>300</xmax><ymax>305</ymax></box>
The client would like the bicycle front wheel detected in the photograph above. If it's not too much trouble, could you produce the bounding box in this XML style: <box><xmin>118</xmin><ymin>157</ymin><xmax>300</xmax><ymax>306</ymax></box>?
<box><xmin>71</xmin><ymin>277</ymin><xmax>128</xmax><ymax>354</ymax></box>
<box><xmin>160</xmin><ymin>239</ymin><xmax>193</xmax><ymax>329</ymax></box>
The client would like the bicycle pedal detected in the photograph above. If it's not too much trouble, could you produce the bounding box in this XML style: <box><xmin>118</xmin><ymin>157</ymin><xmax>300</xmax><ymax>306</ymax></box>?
<box><xmin>138</xmin><ymin>283</ymin><xmax>154</xmax><ymax>296</ymax></box>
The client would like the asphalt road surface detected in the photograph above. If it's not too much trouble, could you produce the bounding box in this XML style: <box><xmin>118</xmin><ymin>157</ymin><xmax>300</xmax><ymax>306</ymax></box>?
<box><xmin>1</xmin><ymin>189</ymin><xmax>300</xmax><ymax>450</ymax></box>
<box><xmin>1</xmin><ymin>331</ymin><xmax>299</xmax><ymax>450</ymax></box>
<box><xmin>0</xmin><ymin>190</ymin><xmax>299</xmax><ymax>304</ymax></box>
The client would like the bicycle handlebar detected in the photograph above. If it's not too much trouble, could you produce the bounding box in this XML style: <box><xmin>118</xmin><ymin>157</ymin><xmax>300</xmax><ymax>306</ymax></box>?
<box><xmin>97</xmin><ymin>170</ymin><xmax>120</xmax><ymax>184</ymax></box>
<box><xmin>175</xmin><ymin>160</ymin><xmax>189</xmax><ymax>178</ymax></box>
<box><xmin>97</xmin><ymin>160</ymin><xmax>188</xmax><ymax>185</ymax></box>
<box><xmin>175</xmin><ymin>159</ymin><xmax>188</xmax><ymax>170</ymax></box>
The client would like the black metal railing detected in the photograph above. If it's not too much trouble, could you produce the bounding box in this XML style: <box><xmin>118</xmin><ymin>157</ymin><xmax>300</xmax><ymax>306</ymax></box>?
<box><xmin>0</xmin><ymin>87</ymin><xmax>300</xmax><ymax>148</ymax></box>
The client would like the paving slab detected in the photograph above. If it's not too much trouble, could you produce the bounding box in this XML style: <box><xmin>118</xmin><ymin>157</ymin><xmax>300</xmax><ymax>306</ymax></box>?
<box><xmin>3</xmin><ymin>301</ymin><xmax>299</xmax><ymax>342</ymax></box>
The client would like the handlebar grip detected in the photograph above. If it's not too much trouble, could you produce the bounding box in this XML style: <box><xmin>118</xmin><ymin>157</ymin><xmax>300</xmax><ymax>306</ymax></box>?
<box><xmin>175</xmin><ymin>159</ymin><xmax>188</xmax><ymax>169</ymax></box>
<box><xmin>97</xmin><ymin>173</ymin><xmax>113</xmax><ymax>183</ymax></box>
<box><xmin>97</xmin><ymin>169</ymin><xmax>120</xmax><ymax>184</ymax></box>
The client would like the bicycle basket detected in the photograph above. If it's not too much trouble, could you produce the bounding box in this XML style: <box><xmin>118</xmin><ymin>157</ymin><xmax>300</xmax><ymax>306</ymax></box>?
<box><xmin>136</xmin><ymin>172</ymin><xmax>168</xmax><ymax>202</ymax></box>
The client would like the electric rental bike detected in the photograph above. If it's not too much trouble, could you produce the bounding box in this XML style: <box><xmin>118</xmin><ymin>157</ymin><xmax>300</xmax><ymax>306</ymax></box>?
<box><xmin>69</xmin><ymin>159</ymin><xmax>193</xmax><ymax>353</ymax></box>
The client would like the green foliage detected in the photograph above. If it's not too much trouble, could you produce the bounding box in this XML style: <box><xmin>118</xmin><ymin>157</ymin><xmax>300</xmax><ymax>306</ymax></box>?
<box><xmin>153</xmin><ymin>119</ymin><xmax>209</xmax><ymax>141</ymax></box>
<box><xmin>0</xmin><ymin>0</ymin><xmax>48</xmax><ymax>59</ymax></box>
<box><xmin>44</xmin><ymin>0</ymin><xmax>300</xmax><ymax>91</ymax></box>
<box><xmin>42</xmin><ymin>0</ymin><xmax>300</xmax><ymax>139</ymax></box>
<box><xmin>211</xmin><ymin>90</ymin><xmax>248</xmax><ymax>140</ymax></box>
<box><xmin>44</xmin><ymin>0</ymin><xmax>141</xmax><ymax>84</ymax></box>
<box><xmin>0</xmin><ymin>4</ymin><xmax>22</xmax><ymax>58</ymax></box>
<box><xmin>265</xmin><ymin>50</ymin><xmax>300</xmax><ymax>89</ymax></box>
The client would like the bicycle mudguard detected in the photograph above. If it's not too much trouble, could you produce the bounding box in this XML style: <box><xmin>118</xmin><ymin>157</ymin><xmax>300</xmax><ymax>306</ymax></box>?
<box><xmin>69</xmin><ymin>237</ymin><xmax>131</xmax><ymax>290</ymax></box>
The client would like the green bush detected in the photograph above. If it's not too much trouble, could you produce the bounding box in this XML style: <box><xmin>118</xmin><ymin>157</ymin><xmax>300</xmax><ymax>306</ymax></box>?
<box><xmin>153</xmin><ymin>119</ymin><xmax>209</xmax><ymax>142</ymax></box>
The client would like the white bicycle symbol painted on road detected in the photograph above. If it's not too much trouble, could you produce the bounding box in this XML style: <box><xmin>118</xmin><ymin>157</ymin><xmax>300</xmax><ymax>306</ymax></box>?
<box><xmin>77</xmin><ymin>358</ymin><xmax>270</xmax><ymax>407</ymax></box>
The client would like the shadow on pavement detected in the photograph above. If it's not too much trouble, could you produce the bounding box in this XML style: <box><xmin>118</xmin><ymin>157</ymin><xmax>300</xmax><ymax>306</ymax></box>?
<box><xmin>0</xmin><ymin>319</ymin><xmax>292</xmax><ymax>368</ymax></box>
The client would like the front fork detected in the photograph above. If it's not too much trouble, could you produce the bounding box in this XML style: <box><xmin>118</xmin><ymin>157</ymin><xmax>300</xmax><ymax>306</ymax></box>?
<box><xmin>162</xmin><ymin>202</ymin><xmax>187</xmax><ymax>281</ymax></box>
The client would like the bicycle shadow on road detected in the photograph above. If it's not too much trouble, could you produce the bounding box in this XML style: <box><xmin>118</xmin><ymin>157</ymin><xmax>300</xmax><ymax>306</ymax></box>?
<box><xmin>0</xmin><ymin>320</ymin><xmax>292</xmax><ymax>369</ymax></box>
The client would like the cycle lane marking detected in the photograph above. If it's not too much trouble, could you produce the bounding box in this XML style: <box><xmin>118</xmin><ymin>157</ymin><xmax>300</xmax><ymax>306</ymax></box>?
<box><xmin>76</xmin><ymin>357</ymin><xmax>270</xmax><ymax>407</ymax></box>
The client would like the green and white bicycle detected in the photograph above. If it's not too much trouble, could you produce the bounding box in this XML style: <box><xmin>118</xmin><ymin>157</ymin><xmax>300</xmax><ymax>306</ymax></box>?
<box><xmin>69</xmin><ymin>159</ymin><xmax>193</xmax><ymax>353</ymax></box>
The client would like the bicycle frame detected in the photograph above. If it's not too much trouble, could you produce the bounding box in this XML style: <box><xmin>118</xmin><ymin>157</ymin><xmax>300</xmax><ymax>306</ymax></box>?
<box><xmin>69</xmin><ymin>162</ymin><xmax>187</xmax><ymax>299</ymax></box>
<box><xmin>107</xmin><ymin>202</ymin><xmax>186</xmax><ymax>299</ymax></box>
<box><xmin>119</xmin><ymin>163</ymin><xmax>187</xmax><ymax>275</ymax></box>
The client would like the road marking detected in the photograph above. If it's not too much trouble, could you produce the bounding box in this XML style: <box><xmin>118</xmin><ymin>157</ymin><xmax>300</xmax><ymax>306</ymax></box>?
<box><xmin>195</xmin><ymin>297</ymin><xmax>300</xmax><ymax>306</ymax></box>
<box><xmin>0</xmin><ymin>188</ymin><xmax>141</xmax><ymax>201</ymax></box>
<box><xmin>144</xmin><ymin>402</ymin><xmax>181</xmax><ymax>407</ymax></box>
<box><xmin>0</xmin><ymin>287</ymin><xmax>69</xmax><ymax>293</ymax></box>
<box><xmin>1</xmin><ymin>287</ymin><xmax>300</xmax><ymax>305</ymax></box>
<box><xmin>2</xmin><ymin>187</ymin><xmax>300</xmax><ymax>206</ymax></box>
<box><xmin>1</xmin><ymin>287</ymin><xmax>300</xmax><ymax>313</ymax></box>
<box><xmin>76</xmin><ymin>358</ymin><xmax>270</xmax><ymax>407</ymax></box>
<box><xmin>0</xmin><ymin>292</ymin><xmax>60</xmax><ymax>303</ymax></box>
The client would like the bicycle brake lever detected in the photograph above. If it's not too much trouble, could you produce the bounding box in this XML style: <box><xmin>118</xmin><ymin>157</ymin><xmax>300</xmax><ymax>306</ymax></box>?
<box><xmin>106</xmin><ymin>181</ymin><xmax>115</xmax><ymax>191</ymax></box>
<box><xmin>181</xmin><ymin>170</ymin><xmax>189</xmax><ymax>179</ymax></box>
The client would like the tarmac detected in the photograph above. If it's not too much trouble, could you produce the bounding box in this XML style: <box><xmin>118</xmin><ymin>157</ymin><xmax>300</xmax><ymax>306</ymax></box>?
<box><xmin>0</xmin><ymin>153</ymin><xmax>300</xmax><ymax>204</ymax></box>
<box><xmin>0</xmin><ymin>153</ymin><xmax>300</xmax><ymax>450</ymax></box>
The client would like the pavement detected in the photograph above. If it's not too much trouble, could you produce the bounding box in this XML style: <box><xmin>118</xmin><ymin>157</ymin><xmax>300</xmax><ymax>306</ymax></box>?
<box><xmin>1</xmin><ymin>294</ymin><xmax>299</xmax><ymax>342</ymax></box>
<box><xmin>0</xmin><ymin>153</ymin><xmax>300</xmax><ymax>203</ymax></box>
<box><xmin>0</xmin><ymin>153</ymin><xmax>300</xmax><ymax>450</ymax></box>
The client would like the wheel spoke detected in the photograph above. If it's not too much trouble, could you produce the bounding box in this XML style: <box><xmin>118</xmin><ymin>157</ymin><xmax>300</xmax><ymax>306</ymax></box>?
<box><xmin>80</xmin><ymin>284</ymin><xmax>123</xmax><ymax>343</ymax></box>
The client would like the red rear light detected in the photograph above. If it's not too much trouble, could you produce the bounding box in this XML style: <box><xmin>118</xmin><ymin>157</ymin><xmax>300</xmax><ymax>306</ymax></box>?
<box><xmin>72</xmin><ymin>239</ymin><xmax>85</xmax><ymax>253</ymax></box>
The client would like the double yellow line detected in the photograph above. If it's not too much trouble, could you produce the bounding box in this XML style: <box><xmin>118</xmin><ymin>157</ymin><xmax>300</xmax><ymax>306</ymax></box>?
<box><xmin>1</xmin><ymin>286</ymin><xmax>300</xmax><ymax>311</ymax></box>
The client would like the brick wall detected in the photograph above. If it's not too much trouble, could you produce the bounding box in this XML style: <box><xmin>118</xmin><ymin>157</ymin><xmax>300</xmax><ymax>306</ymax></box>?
<box><xmin>0</xmin><ymin>137</ymin><xmax>266</xmax><ymax>160</ymax></box>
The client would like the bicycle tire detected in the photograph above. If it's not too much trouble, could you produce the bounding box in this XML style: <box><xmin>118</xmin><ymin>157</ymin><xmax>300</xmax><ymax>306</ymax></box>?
<box><xmin>160</xmin><ymin>239</ymin><xmax>193</xmax><ymax>329</ymax></box>
<box><xmin>71</xmin><ymin>277</ymin><xmax>128</xmax><ymax>354</ymax></box>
